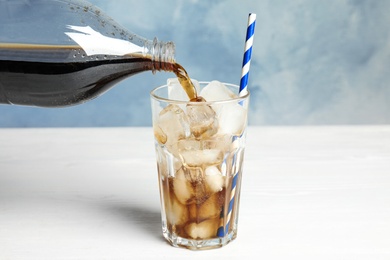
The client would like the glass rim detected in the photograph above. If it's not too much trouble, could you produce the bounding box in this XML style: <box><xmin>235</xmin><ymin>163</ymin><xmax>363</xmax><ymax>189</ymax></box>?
<box><xmin>150</xmin><ymin>81</ymin><xmax>250</xmax><ymax>105</ymax></box>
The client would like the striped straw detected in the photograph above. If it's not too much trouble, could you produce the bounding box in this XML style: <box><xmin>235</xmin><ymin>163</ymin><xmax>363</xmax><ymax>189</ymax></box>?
<box><xmin>239</xmin><ymin>13</ymin><xmax>256</xmax><ymax>96</ymax></box>
<box><xmin>217</xmin><ymin>167</ymin><xmax>239</xmax><ymax>237</ymax></box>
<box><xmin>217</xmin><ymin>13</ymin><xmax>256</xmax><ymax>238</ymax></box>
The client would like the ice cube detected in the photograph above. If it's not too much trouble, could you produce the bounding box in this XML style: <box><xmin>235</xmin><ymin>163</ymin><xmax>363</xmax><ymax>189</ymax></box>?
<box><xmin>173</xmin><ymin>167</ymin><xmax>193</xmax><ymax>204</ymax></box>
<box><xmin>177</xmin><ymin>138</ymin><xmax>201</xmax><ymax>151</ymax></box>
<box><xmin>173</xmin><ymin>166</ymin><xmax>210</xmax><ymax>205</ymax></box>
<box><xmin>186</xmin><ymin>167</ymin><xmax>203</xmax><ymax>183</ymax></box>
<box><xmin>166</xmin><ymin>194</ymin><xmax>189</xmax><ymax>226</ymax></box>
<box><xmin>185</xmin><ymin>218</ymin><xmax>220</xmax><ymax>239</ymax></box>
<box><xmin>199</xmin><ymin>80</ymin><xmax>237</xmax><ymax>102</ymax></box>
<box><xmin>202</xmin><ymin>134</ymin><xmax>232</xmax><ymax>153</ymax></box>
<box><xmin>218</xmin><ymin>103</ymin><xmax>247</xmax><ymax>136</ymax></box>
<box><xmin>172</xmin><ymin>156</ymin><xmax>183</xmax><ymax>175</ymax></box>
<box><xmin>192</xmin><ymin>176</ymin><xmax>209</xmax><ymax>204</ymax></box>
<box><xmin>167</xmin><ymin>78</ymin><xmax>200</xmax><ymax>101</ymax></box>
<box><xmin>198</xmin><ymin>192</ymin><xmax>223</xmax><ymax>220</ymax></box>
<box><xmin>154</xmin><ymin>125</ymin><xmax>167</xmax><ymax>145</ymax></box>
<box><xmin>157</xmin><ymin>104</ymin><xmax>190</xmax><ymax>146</ymax></box>
<box><xmin>198</xmin><ymin>80</ymin><xmax>247</xmax><ymax>136</ymax></box>
<box><xmin>180</xmin><ymin>149</ymin><xmax>224</xmax><ymax>167</ymax></box>
<box><xmin>189</xmin><ymin>193</ymin><xmax>223</xmax><ymax>221</ymax></box>
<box><xmin>186</xmin><ymin>102</ymin><xmax>218</xmax><ymax>138</ymax></box>
<box><xmin>176</xmin><ymin>138</ymin><xmax>224</xmax><ymax>167</ymax></box>
<box><xmin>177</xmin><ymin>137</ymin><xmax>228</xmax><ymax>154</ymax></box>
<box><xmin>205</xmin><ymin>166</ymin><xmax>225</xmax><ymax>193</ymax></box>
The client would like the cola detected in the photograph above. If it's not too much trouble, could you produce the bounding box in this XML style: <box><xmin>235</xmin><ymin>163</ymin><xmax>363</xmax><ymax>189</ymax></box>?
<box><xmin>161</xmin><ymin>169</ymin><xmax>237</xmax><ymax>241</ymax></box>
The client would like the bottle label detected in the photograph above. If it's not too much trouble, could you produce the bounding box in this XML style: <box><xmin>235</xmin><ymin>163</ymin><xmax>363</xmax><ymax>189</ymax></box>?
<box><xmin>65</xmin><ymin>25</ymin><xmax>146</xmax><ymax>56</ymax></box>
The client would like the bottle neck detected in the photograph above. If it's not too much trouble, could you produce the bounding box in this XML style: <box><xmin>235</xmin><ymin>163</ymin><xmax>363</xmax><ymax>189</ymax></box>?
<box><xmin>145</xmin><ymin>38</ymin><xmax>176</xmax><ymax>73</ymax></box>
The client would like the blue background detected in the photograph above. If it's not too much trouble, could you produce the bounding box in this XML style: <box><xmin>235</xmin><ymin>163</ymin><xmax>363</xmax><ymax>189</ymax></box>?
<box><xmin>1</xmin><ymin>0</ymin><xmax>389</xmax><ymax>127</ymax></box>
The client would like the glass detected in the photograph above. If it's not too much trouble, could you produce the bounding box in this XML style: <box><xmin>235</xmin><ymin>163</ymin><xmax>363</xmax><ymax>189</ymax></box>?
<box><xmin>150</xmin><ymin>81</ymin><xmax>249</xmax><ymax>250</ymax></box>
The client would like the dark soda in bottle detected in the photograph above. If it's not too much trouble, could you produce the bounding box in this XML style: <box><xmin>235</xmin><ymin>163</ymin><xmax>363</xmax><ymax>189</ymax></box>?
<box><xmin>0</xmin><ymin>0</ymin><xmax>196</xmax><ymax>107</ymax></box>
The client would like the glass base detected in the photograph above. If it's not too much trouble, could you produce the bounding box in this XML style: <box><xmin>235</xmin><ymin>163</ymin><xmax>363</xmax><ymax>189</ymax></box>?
<box><xmin>162</xmin><ymin>225</ymin><xmax>238</xmax><ymax>250</ymax></box>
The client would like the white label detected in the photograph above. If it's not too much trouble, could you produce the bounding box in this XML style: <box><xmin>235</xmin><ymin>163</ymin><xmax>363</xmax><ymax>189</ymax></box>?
<box><xmin>65</xmin><ymin>25</ymin><xmax>146</xmax><ymax>56</ymax></box>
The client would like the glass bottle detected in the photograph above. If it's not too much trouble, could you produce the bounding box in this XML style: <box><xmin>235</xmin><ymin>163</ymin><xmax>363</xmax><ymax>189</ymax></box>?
<box><xmin>0</xmin><ymin>0</ymin><xmax>176</xmax><ymax>107</ymax></box>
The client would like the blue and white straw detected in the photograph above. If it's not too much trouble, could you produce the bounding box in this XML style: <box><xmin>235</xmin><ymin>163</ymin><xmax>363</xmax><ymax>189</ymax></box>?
<box><xmin>239</xmin><ymin>13</ymin><xmax>256</xmax><ymax>96</ymax></box>
<box><xmin>217</xmin><ymin>13</ymin><xmax>256</xmax><ymax>238</ymax></box>
<box><xmin>217</xmin><ymin>169</ymin><xmax>239</xmax><ymax>237</ymax></box>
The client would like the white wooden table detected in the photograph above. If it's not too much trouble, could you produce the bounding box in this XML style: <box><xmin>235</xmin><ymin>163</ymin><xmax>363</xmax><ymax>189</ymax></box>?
<box><xmin>0</xmin><ymin>126</ymin><xmax>389</xmax><ymax>259</ymax></box>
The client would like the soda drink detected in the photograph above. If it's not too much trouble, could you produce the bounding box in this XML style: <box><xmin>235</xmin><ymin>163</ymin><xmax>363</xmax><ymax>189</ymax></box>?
<box><xmin>150</xmin><ymin>80</ymin><xmax>249</xmax><ymax>250</ymax></box>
